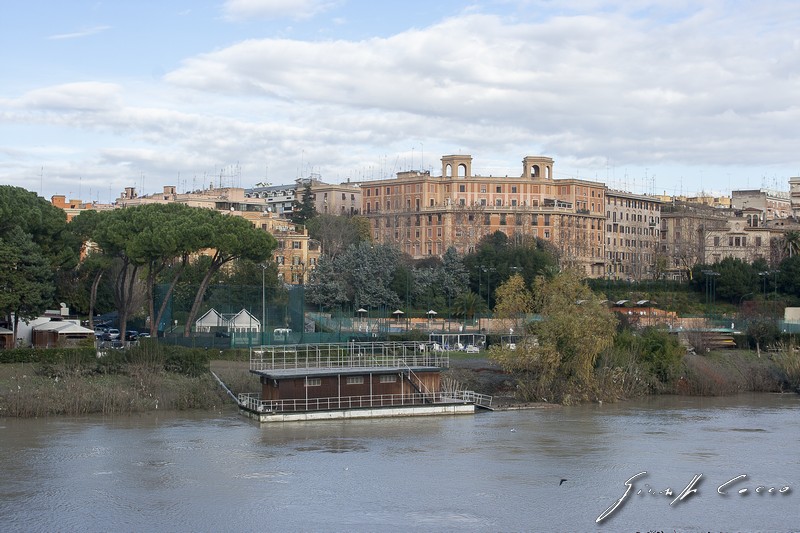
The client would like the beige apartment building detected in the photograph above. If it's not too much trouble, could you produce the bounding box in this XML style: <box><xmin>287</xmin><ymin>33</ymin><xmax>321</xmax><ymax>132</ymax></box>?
<box><xmin>604</xmin><ymin>190</ymin><xmax>662</xmax><ymax>280</ymax></box>
<box><xmin>731</xmin><ymin>189</ymin><xmax>792</xmax><ymax>220</ymax></box>
<box><xmin>359</xmin><ymin>155</ymin><xmax>607</xmax><ymax>277</ymax></box>
<box><xmin>659</xmin><ymin>201</ymin><xmax>789</xmax><ymax>279</ymax></box>
<box><xmin>791</xmin><ymin>177</ymin><xmax>800</xmax><ymax>219</ymax></box>
<box><xmin>115</xmin><ymin>185</ymin><xmax>318</xmax><ymax>284</ymax></box>
<box><xmin>238</xmin><ymin>211</ymin><xmax>320</xmax><ymax>284</ymax></box>
<box><xmin>50</xmin><ymin>195</ymin><xmax>113</xmax><ymax>222</ymax></box>
<box><xmin>305</xmin><ymin>177</ymin><xmax>362</xmax><ymax>215</ymax></box>
<box><xmin>243</xmin><ymin>176</ymin><xmax>361</xmax><ymax>217</ymax></box>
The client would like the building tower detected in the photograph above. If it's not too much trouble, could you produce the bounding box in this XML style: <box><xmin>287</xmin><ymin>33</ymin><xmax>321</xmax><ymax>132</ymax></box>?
<box><xmin>522</xmin><ymin>156</ymin><xmax>554</xmax><ymax>180</ymax></box>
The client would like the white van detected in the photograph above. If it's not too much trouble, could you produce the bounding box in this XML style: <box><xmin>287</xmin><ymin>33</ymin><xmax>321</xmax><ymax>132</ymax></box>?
<box><xmin>273</xmin><ymin>328</ymin><xmax>292</xmax><ymax>342</ymax></box>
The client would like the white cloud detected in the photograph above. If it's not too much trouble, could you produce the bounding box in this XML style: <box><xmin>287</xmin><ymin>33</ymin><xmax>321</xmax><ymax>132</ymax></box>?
<box><xmin>165</xmin><ymin>6</ymin><xmax>800</xmax><ymax>173</ymax></box>
<box><xmin>18</xmin><ymin>82</ymin><xmax>123</xmax><ymax>112</ymax></box>
<box><xmin>222</xmin><ymin>0</ymin><xmax>336</xmax><ymax>20</ymax></box>
<box><xmin>47</xmin><ymin>25</ymin><xmax>111</xmax><ymax>40</ymax></box>
<box><xmin>4</xmin><ymin>3</ymin><xmax>800</xmax><ymax>200</ymax></box>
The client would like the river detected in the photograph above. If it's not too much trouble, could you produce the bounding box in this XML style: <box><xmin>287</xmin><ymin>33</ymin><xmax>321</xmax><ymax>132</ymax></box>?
<box><xmin>1</xmin><ymin>393</ymin><xmax>799</xmax><ymax>532</ymax></box>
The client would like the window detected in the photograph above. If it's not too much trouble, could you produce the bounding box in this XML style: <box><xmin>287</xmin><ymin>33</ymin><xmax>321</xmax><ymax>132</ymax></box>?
<box><xmin>459</xmin><ymin>184</ymin><xmax>466</xmax><ymax>192</ymax></box>
<box><xmin>305</xmin><ymin>378</ymin><xmax>321</xmax><ymax>387</ymax></box>
<box><xmin>346</xmin><ymin>376</ymin><xmax>364</xmax><ymax>385</ymax></box>
<box><xmin>511</xmin><ymin>186</ymin><xmax>517</xmax><ymax>193</ymax></box>
<box><xmin>293</xmin><ymin>241</ymin><xmax>302</xmax><ymax>249</ymax></box>
<box><xmin>496</xmin><ymin>186</ymin><xmax>502</xmax><ymax>193</ymax></box>
<box><xmin>379</xmin><ymin>375</ymin><xmax>397</xmax><ymax>383</ymax></box>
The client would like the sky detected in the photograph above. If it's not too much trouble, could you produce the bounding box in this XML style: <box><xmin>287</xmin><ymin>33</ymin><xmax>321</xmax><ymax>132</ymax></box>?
<box><xmin>2</xmin><ymin>0</ymin><xmax>800</xmax><ymax>203</ymax></box>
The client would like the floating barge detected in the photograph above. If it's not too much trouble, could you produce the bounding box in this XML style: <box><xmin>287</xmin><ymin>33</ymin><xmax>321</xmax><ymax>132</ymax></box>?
<box><xmin>238</xmin><ymin>341</ymin><xmax>492</xmax><ymax>423</ymax></box>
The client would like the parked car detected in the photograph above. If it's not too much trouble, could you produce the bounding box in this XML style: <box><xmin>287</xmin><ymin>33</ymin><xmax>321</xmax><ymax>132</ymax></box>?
<box><xmin>214</xmin><ymin>331</ymin><xmax>231</xmax><ymax>338</ymax></box>
<box><xmin>108</xmin><ymin>328</ymin><xmax>120</xmax><ymax>340</ymax></box>
<box><xmin>124</xmin><ymin>330</ymin><xmax>138</xmax><ymax>341</ymax></box>
<box><xmin>137</xmin><ymin>332</ymin><xmax>150</xmax><ymax>338</ymax></box>
<box><xmin>464</xmin><ymin>344</ymin><xmax>480</xmax><ymax>353</ymax></box>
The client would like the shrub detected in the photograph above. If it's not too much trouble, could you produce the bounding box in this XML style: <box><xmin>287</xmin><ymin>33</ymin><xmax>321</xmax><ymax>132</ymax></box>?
<box><xmin>163</xmin><ymin>346</ymin><xmax>210</xmax><ymax>377</ymax></box>
<box><xmin>615</xmin><ymin>327</ymin><xmax>684</xmax><ymax>385</ymax></box>
<box><xmin>0</xmin><ymin>347</ymin><xmax>96</xmax><ymax>365</ymax></box>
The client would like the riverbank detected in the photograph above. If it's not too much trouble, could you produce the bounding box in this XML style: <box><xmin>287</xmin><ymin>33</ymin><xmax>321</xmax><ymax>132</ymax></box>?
<box><xmin>2</xmin><ymin>348</ymin><xmax>796</xmax><ymax>417</ymax></box>
<box><xmin>0</xmin><ymin>361</ymin><xmax>224</xmax><ymax>417</ymax></box>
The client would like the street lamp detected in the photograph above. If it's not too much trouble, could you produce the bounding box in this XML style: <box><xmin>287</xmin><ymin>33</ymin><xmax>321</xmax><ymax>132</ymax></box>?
<box><xmin>481</xmin><ymin>266</ymin><xmax>496</xmax><ymax>310</ymax></box>
<box><xmin>773</xmin><ymin>269</ymin><xmax>780</xmax><ymax>301</ymax></box>
<box><xmin>759</xmin><ymin>271</ymin><xmax>769</xmax><ymax>299</ymax></box>
<box><xmin>481</xmin><ymin>266</ymin><xmax>496</xmax><ymax>333</ymax></box>
<box><xmin>261</xmin><ymin>263</ymin><xmax>269</xmax><ymax>345</ymax></box>
<box><xmin>702</xmin><ymin>269</ymin><xmax>720</xmax><ymax>320</ymax></box>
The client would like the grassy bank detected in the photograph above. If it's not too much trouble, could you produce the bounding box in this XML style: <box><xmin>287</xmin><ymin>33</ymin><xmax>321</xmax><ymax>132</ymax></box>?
<box><xmin>0</xmin><ymin>363</ymin><xmax>223</xmax><ymax>417</ymax></box>
<box><xmin>0</xmin><ymin>342</ymin><xmax>229</xmax><ymax>417</ymax></box>
<box><xmin>3</xmin><ymin>343</ymin><xmax>798</xmax><ymax>417</ymax></box>
<box><xmin>481</xmin><ymin>345</ymin><xmax>799</xmax><ymax>405</ymax></box>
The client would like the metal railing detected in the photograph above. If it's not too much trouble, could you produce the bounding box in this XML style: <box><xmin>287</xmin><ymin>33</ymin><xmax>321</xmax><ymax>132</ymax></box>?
<box><xmin>238</xmin><ymin>390</ymin><xmax>487</xmax><ymax>413</ymax></box>
<box><xmin>249</xmin><ymin>341</ymin><xmax>449</xmax><ymax>372</ymax></box>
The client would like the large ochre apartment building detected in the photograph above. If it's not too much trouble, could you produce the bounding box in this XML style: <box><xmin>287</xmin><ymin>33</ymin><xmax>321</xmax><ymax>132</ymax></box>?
<box><xmin>359</xmin><ymin>155</ymin><xmax>608</xmax><ymax>277</ymax></box>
